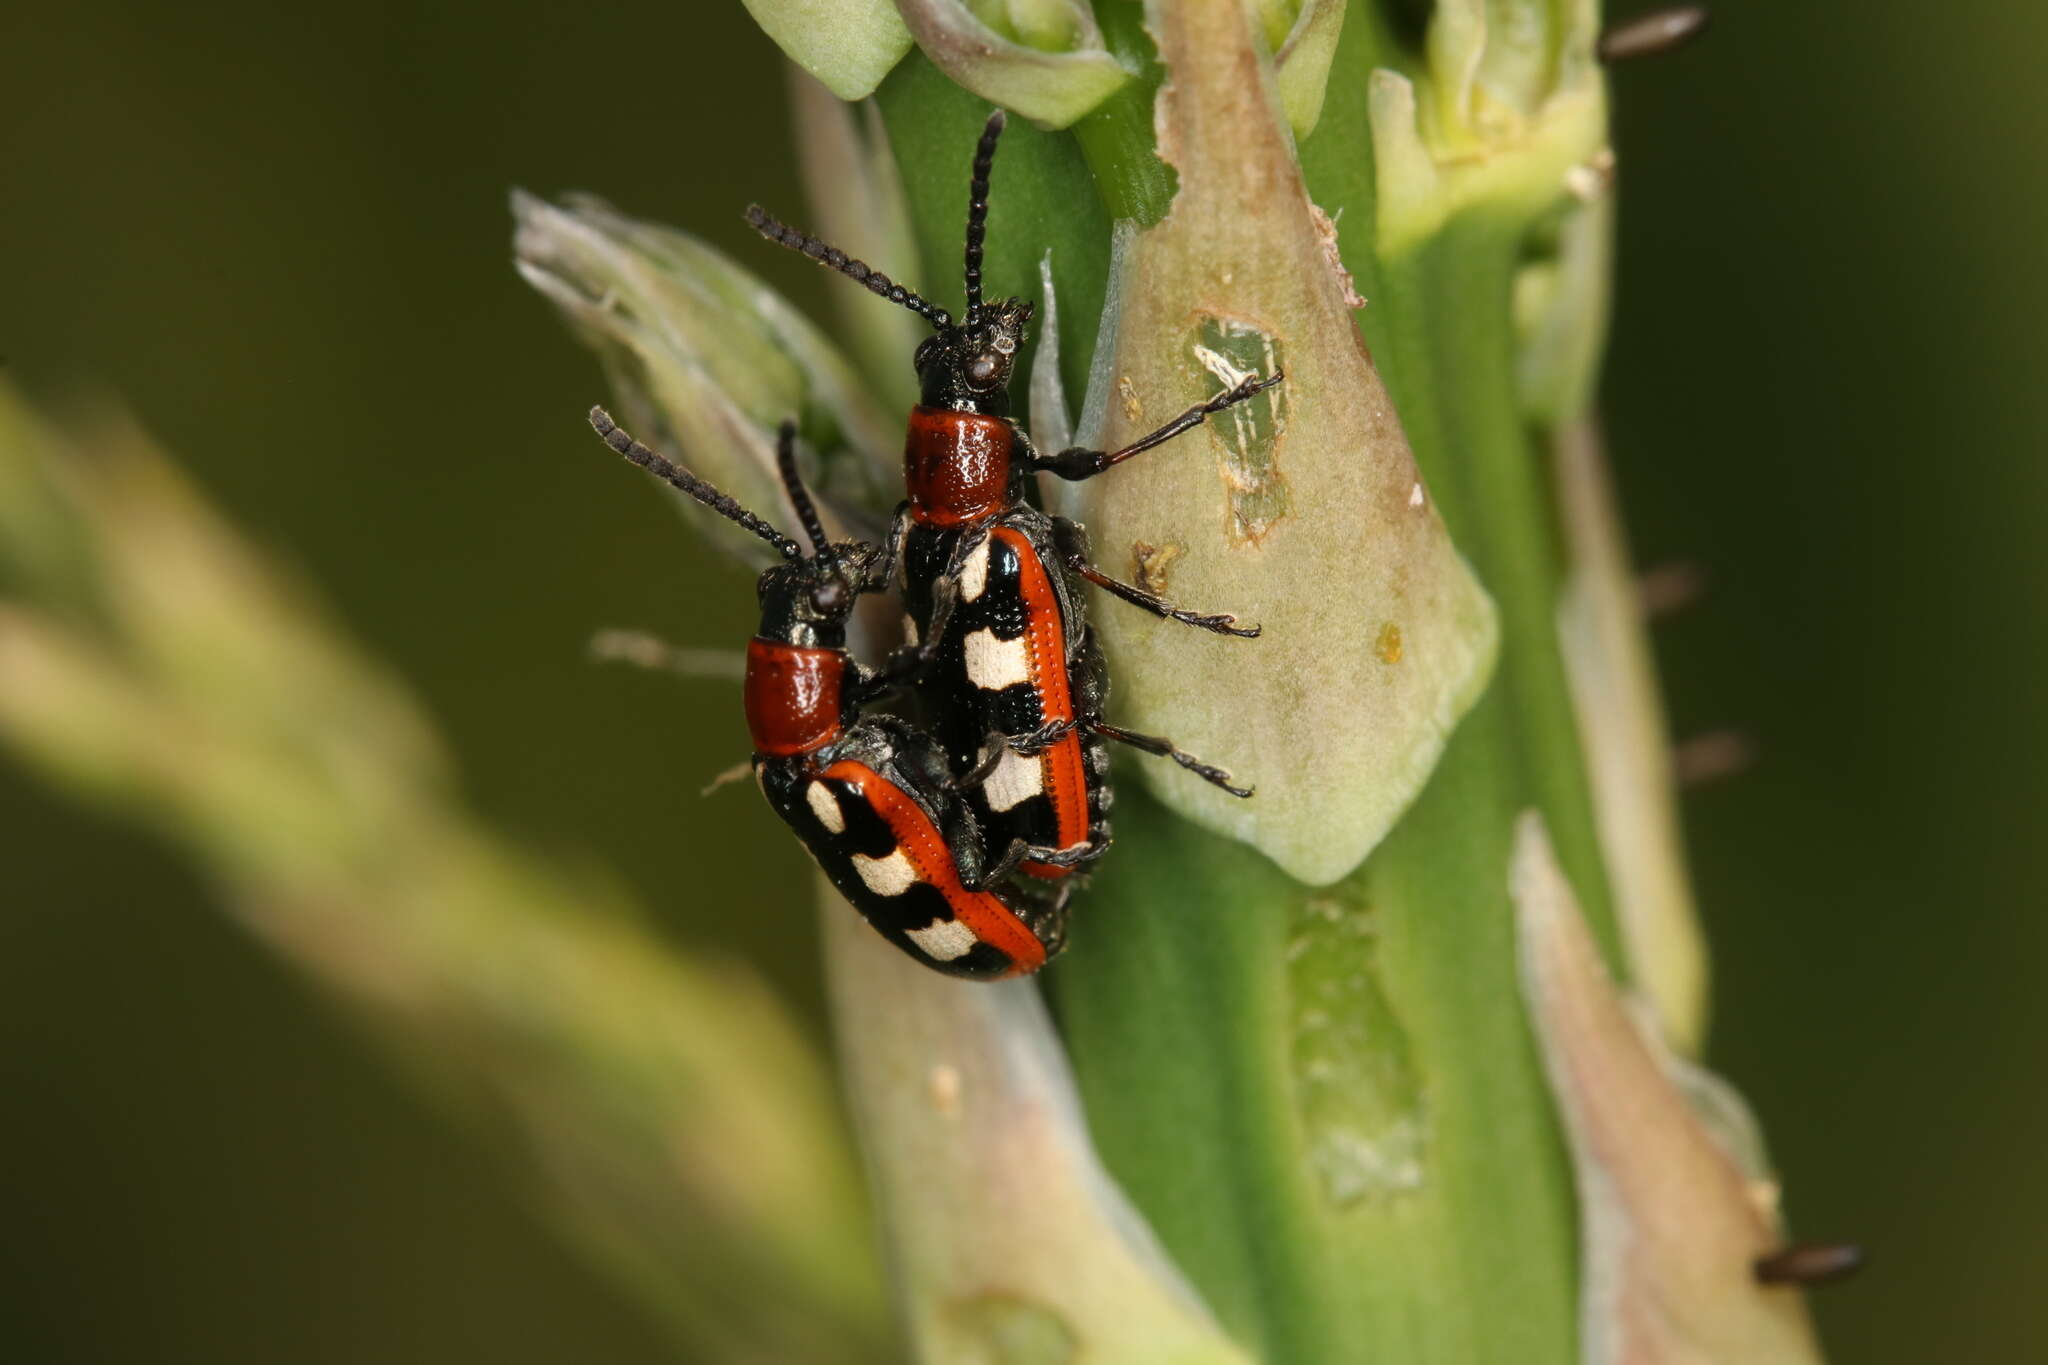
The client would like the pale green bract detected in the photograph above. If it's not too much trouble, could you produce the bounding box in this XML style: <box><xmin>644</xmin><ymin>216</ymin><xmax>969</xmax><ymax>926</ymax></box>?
<box><xmin>896</xmin><ymin>0</ymin><xmax>1133</xmax><ymax>127</ymax></box>
<box><xmin>512</xmin><ymin>189</ymin><xmax>900</xmax><ymax>562</ymax></box>
<box><xmin>738</xmin><ymin>0</ymin><xmax>914</xmax><ymax>100</ymax></box>
<box><xmin>1055</xmin><ymin>0</ymin><xmax>1498</xmax><ymax>886</ymax></box>
<box><xmin>1269</xmin><ymin>0</ymin><xmax>1350</xmax><ymax>138</ymax></box>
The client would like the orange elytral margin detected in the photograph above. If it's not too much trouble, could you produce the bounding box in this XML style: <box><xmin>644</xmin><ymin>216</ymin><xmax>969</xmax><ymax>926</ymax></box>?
<box><xmin>993</xmin><ymin>526</ymin><xmax>1091</xmax><ymax>878</ymax></box>
<box><xmin>820</xmin><ymin>759</ymin><xmax>1046</xmax><ymax>974</ymax></box>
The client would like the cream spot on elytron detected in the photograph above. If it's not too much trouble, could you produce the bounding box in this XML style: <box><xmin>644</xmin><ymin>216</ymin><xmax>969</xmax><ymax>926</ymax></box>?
<box><xmin>982</xmin><ymin>746</ymin><xmax>1044</xmax><ymax>812</ymax></box>
<box><xmin>958</xmin><ymin>537</ymin><xmax>992</xmax><ymax>602</ymax></box>
<box><xmin>805</xmin><ymin>780</ymin><xmax>846</xmax><ymax>834</ymax></box>
<box><xmin>907</xmin><ymin>918</ymin><xmax>978</xmax><ymax>961</ymax></box>
<box><xmin>852</xmin><ymin>847</ymin><xmax>918</xmax><ymax>897</ymax></box>
<box><xmin>963</xmin><ymin>628</ymin><xmax>1032</xmax><ymax>690</ymax></box>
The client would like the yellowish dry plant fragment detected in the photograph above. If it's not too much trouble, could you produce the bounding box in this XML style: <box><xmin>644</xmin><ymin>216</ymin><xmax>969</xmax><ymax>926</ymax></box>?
<box><xmin>1513</xmin><ymin>815</ymin><xmax>1824</xmax><ymax>1365</ymax></box>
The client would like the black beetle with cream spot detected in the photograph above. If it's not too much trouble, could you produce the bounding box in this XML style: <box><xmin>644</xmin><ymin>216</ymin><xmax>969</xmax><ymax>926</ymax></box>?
<box><xmin>586</xmin><ymin>407</ymin><xmax>1081</xmax><ymax>978</ymax></box>
<box><xmin>747</xmin><ymin>110</ymin><xmax>1278</xmax><ymax>887</ymax></box>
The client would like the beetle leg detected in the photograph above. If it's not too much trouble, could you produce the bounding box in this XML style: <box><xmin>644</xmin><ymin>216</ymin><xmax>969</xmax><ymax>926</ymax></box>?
<box><xmin>965</xmin><ymin>837</ymin><xmax>1095</xmax><ymax>892</ymax></box>
<box><xmin>866</xmin><ymin>500</ymin><xmax>913</xmax><ymax>593</ymax></box>
<box><xmin>957</xmin><ymin>720</ymin><xmax>1080</xmax><ymax>788</ymax></box>
<box><xmin>916</xmin><ymin>528</ymin><xmax>981</xmax><ymax>647</ymax></box>
<box><xmin>1088</xmin><ymin>719</ymin><xmax>1253</xmax><ymax>798</ymax></box>
<box><xmin>853</xmin><ymin>630</ymin><xmax>950</xmax><ymax>705</ymax></box>
<box><xmin>1049</xmin><ymin>517</ymin><xmax>1259</xmax><ymax>638</ymax></box>
<box><xmin>970</xmin><ymin>838</ymin><xmax>1033</xmax><ymax>891</ymax></box>
<box><xmin>1059</xmin><ymin>549</ymin><xmax>1260</xmax><ymax>637</ymax></box>
<box><xmin>857</xmin><ymin>560</ymin><xmax>969</xmax><ymax>705</ymax></box>
<box><xmin>1028</xmin><ymin>370</ymin><xmax>1282</xmax><ymax>481</ymax></box>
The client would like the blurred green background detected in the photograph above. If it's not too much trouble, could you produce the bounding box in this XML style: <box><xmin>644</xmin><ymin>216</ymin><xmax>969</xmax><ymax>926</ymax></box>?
<box><xmin>1</xmin><ymin>1</ymin><xmax>2040</xmax><ymax>1359</ymax></box>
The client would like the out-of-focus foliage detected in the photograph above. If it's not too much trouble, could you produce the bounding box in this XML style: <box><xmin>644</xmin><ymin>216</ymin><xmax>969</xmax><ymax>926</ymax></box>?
<box><xmin>0</xmin><ymin>385</ymin><xmax>894</xmax><ymax>1365</ymax></box>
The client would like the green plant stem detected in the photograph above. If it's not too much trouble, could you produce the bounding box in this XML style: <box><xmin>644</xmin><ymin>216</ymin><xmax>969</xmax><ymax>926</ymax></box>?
<box><xmin>1375</xmin><ymin>214</ymin><xmax>1621</xmax><ymax>953</ymax></box>
<box><xmin>1051</xmin><ymin>60</ymin><xmax>1627</xmax><ymax>1365</ymax></box>
<box><xmin>1049</xmin><ymin>790</ymin><xmax>1337</xmax><ymax>1363</ymax></box>
<box><xmin>1069</xmin><ymin>0</ymin><xmax>1176</xmax><ymax>226</ymax></box>
<box><xmin>876</xmin><ymin>9</ymin><xmax>1626</xmax><ymax>1359</ymax></box>
<box><xmin>873</xmin><ymin>53</ymin><xmax>1111</xmax><ymax>406</ymax></box>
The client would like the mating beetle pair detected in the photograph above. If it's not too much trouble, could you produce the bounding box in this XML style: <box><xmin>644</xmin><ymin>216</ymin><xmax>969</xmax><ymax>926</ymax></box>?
<box><xmin>589</xmin><ymin>112</ymin><xmax>1279</xmax><ymax>978</ymax></box>
<box><xmin>592</xmin><ymin>409</ymin><xmax>1068</xmax><ymax>978</ymax></box>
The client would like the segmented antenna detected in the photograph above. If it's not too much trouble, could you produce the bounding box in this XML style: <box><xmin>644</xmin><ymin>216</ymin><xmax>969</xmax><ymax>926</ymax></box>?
<box><xmin>587</xmin><ymin>406</ymin><xmax>801</xmax><ymax>560</ymax></box>
<box><xmin>743</xmin><ymin>205</ymin><xmax>952</xmax><ymax>329</ymax></box>
<box><xmin>772</xmin><ymin>420</ymin><xmax>831</xmax><ymax>558</ymax></box>
<box><xmin>962</xmin><ymin>110</ymin><xmax>1005</xmax><ymax>323</ymax></box>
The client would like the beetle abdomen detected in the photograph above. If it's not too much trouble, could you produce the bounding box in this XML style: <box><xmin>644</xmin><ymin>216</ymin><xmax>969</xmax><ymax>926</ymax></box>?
<box><xmin>758</xmin><ymin>740</ymin><xmax>1054</xmax><ymax>978</ymax></box>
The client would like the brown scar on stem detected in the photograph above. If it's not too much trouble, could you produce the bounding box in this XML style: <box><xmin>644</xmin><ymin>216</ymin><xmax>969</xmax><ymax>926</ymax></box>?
<box><xmin>1117</xmin><ymin>375</ymin><xmax>1143</xmax><ymax>422</ymax></box>
<box><xmin>1308</xmin><ymin>203</ymin><xmax>1367</xmax><ymax>310</ymax></box>
<box><xmin>1192</xmin><ymin>313</ymin><xmax>1290</xmax><ymax>546</ymax></box>
<box><xmin>1131</xmin><ymin>540</ymin><xmax>1185</xmax><ymax>594</ymax></box>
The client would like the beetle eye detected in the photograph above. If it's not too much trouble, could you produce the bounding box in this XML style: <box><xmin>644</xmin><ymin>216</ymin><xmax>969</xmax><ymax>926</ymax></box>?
<box><xmin>967</xmin><ymin>353</ymin><xmax>999</xmax><ymax>385</ymax></box>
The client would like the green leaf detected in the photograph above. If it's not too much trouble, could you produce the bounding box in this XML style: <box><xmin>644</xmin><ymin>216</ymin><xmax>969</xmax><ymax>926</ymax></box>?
<box><xmin>874</xmin><ymin>52</ymin><xmax>1114</xmax><ymax>405</ymax></box>
<box><xmin>1369</xmin><ymin>0</ymin><xmax>1608</xmax><ymax>256</ymax></box>
<box><xmin>1270</xmin><ymin>0</ymin><xmax>1349</xmax><ymax>139</ymax></box>
<box><xmin>739</xmin><ymin>0</ymin><xmax>913</xmax><ymax>100</ymax></box>
<box><xmin>896</xmin><ymin>0</ymin><xmax>1133</xmax><ymax>128</ymax></box>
